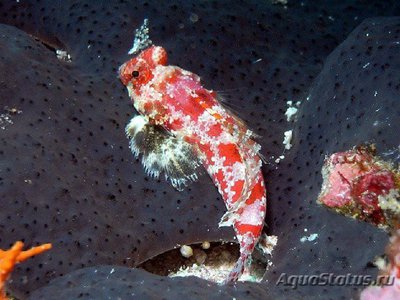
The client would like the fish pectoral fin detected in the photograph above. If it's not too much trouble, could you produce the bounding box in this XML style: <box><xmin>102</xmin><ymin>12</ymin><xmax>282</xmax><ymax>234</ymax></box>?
<box><xmin>161</xmin><ymin>139</ymin><xmax>204</xmax><ymax>190</ymax></box>
<box><xmin>218</xmin><ymin>209</ymin><xmax>240</xmax><ymax>227</ymax></box>
<box><xmin>126</xmin><ymin>115</ymin><xmax>203</xmax><ymax>190</ymax></box>
<box><xmin>218</xmin><ymin>196</ymin><xmax>249</xmax><ymax>228</ymax></box>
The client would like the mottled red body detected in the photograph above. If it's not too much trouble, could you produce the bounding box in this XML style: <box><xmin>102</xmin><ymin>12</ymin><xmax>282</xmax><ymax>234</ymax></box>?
<box><xmin>119</xmin><ymin>46</ymin><xmax>267</xmax><ymax>282</ymax></box>
<box><xmin>318</xmin><ymin>146</ymin><xmax>400</xmax><ymax>228</ymax></box>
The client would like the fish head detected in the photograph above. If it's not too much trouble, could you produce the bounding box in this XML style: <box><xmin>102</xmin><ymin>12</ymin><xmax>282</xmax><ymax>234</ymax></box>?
<box><xmin>119</xmin><ymin>46</ymin><xmax>168</xmax><ymax>89</ymax></box>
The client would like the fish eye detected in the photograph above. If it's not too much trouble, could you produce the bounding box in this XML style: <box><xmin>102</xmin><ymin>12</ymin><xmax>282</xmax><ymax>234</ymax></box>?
<box><xmin>131</xmin><ymin>70</ymin><xmax>139</xmax><ymax>78</ymax></box>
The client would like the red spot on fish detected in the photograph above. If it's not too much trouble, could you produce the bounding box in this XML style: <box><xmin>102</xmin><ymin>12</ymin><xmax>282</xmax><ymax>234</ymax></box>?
<box><xmin>207</xmin><ymin>123</ymin><xmax>223</xmax><ymax>137</ymax></box>
<box><xmin>217</xmin><ymin>144</ymin><xmax>241</xmax><ymax>166</ymax></box>
<box><xmin>246</xmin><ymin>180</ymin><xmax>265</xmax><ymax>205</ymax></box>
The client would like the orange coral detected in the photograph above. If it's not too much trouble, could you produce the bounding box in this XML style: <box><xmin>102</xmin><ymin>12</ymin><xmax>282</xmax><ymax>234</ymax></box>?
<box><xmin>0</xmin><ymin>241</ymin><xmax>51</xmax><ymax>300</ymax></box>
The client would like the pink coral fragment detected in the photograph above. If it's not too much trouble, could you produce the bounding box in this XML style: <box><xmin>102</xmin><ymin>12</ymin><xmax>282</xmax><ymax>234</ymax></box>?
<box><xmin>318</xmin><ymin>145</ymin><xmax>400</xmax><ymax>228</ymax></box>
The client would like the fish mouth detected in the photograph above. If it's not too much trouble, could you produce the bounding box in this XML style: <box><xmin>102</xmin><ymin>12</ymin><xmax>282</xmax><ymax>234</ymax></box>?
<box><xmin>117</xmin><ymin>62</ymin><xmax>125</xmax><ymax>76</ymax></box>
<box><xmin>117</xmin><ymin>62</ymin><xmax>129</xmax><ymax>84</ymax></box>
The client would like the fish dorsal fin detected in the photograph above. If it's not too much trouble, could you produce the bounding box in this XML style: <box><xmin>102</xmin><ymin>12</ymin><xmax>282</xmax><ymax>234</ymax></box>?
<box><xmin>128</xmin><ymin>19</ymin><xmax>152</xmax><ymax>55</ymax></box>
<box><xmin>216</xmin><ymin>93</ymin><xmax>261</xmax><ymax>141</ymax></box>
<box><xmin>126</xmin><ymin>115</ymin><xmax>203</xmax><ymax>191</ymax></box>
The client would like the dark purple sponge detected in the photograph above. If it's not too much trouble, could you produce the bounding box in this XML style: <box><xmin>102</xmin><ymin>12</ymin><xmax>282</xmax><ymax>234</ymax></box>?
<box><xmin>27</xmin><ymin>265</ymin><xmax>271</xmax><ymax>300</ymax></box>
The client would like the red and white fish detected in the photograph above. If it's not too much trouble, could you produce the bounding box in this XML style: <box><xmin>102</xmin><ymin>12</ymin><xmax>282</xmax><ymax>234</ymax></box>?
<box><xmin>119</xmin><ymin>28</ymin><xmax>273</xmax><ymax>282</ymax></box>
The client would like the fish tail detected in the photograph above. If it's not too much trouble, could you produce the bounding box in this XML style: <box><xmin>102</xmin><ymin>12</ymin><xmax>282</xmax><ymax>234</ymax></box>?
<box><xmin>233</xmin><ymin>170</ymin><xmax>266</xmax><ymax>242</ymax></box>
<box><xmin>198</xmin><ymin>137</ymin><xmax>267</xmax><ymax>282</ymax></box>
<box><xmin>224</xmin><ymin>252</ymin><xmax>250</xmax><ymax>284</ymax></box>
<box><xmin>229</xmin><ymin>171</ymin><xmax>266</xmax><ymax>280</ymax></box>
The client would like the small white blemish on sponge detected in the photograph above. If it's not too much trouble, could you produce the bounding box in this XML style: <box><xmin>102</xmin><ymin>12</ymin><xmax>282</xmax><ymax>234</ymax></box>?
<box><xmin>285</xmin><ymin>100</ymin><xmax>300</xmax><ymax>122</ymax></box>
<box><xmin>180</xmin><ymin>245</ymin><xmax>193</xmax><ymax>258</ymax></box>
<box><xmin>274</xmin><ymin>155</ymin><xmax>285</xmax><ymax>164</ymax></box>
<box><xmin>285</xmin><ymin>107</ymin><xmax>298</xmax><ymax>122</ymax></box>
<box><xmin>283</xmin><ymin>130</ymin><xmax>293</xmax><ymax>150</ymax></box>
<box><xmin>56</xmin><ymin>50</ymin><xmax>72</xmax><ymax>62</ymax></box>
<box><xmin>201</xmin><ymin>241</ymin><xmax>210</xmax><ymax>250</ymax></box>
<box><xmin>300</xmin><ymin>233</ymin><xmax>319</xmax><ymax>243</ymax></box>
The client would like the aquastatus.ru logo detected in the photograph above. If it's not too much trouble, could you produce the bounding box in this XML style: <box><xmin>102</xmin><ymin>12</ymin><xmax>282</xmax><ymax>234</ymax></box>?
<box><xmin>276</xmin><ymin>273</ymin><xmax>394</xmax><ymax>289</ymax></box>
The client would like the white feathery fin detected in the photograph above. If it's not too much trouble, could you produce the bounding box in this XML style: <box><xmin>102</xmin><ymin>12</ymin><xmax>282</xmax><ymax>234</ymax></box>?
<box><xmin>125</xmin><ymin>115</ymin><xmax>204</xmax><ymax>191</ymax></box>
<box><xmin>128</xmin><ymin>18</ymin><xmax>152</xmax><ymax>55</ymax></box>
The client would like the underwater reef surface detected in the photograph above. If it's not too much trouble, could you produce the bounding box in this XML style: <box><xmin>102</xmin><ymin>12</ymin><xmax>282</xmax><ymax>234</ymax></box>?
<box><xmin>0</xmin><ymin>0</ymin><xmax>399</xmax><ymax>299</ymax></box>
<box><xmin>28</xmin><ymin>265</ymin><xmax>271</xmax><ymax>300</ymax></box>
